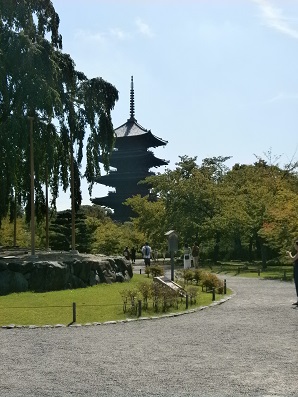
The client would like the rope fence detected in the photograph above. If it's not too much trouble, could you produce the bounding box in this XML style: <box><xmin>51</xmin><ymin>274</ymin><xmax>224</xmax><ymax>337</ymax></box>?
<box><xmin>1</xmin><ymin>279</ymin><xmax>229</xmax><ymax>325</ymax></box>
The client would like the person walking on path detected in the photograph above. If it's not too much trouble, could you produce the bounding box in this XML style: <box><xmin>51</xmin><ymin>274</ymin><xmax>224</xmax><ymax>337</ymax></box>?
<box><xmin>141</xmin><ymin>242</ymin><xmax>151</xmax><ymax>267</ymax></box>
<box><xmin>286</xmin><ymin>239</ymin><xmax>298</xmax><ymax>306</ymax></box>
<box><xmin>191</xmin><ymin>242</ymin><xmax>200</xmax><ymax>268</ymax></box>
<box><xmin>123</xmin><ymin>246</ymin><xmax>131</xmax><ymax>261</ymax></box>
<box><xmin>130</xmin><ymin>247</ymin><xmax>136</xmax><ymax>263</ymax></box>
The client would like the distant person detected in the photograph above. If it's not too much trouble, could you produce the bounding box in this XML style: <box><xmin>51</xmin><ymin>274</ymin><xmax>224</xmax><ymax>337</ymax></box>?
<box><xmin>130</xmin><ymin>247</ymin><xmax>136</xmax><ymax>263</ymax></box>
<box><xmin>192</xmin><ymin>242</ymin><xmax>200</xmax><ymax>268</ymax></box>
<box><xmin>123</xmin><ymin>246</ymin><xmax>130</xmax><ymax>261</ymax></box>
<box><xmin>142</xmin><ymin>242</ymin><xmax>151</xmax><ymax>267</ymax></box>
<box><xmin>183</xmin><ymin>243</ymin><xmax>191</xmax><ymax>269</ymax></box>
<box><xmin>286</xmin><ymin>239</ymin><xmax>298</xmax><ymax>306</ymax></box>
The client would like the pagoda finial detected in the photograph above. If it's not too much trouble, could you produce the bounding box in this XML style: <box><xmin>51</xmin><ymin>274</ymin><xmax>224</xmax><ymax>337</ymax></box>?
<box><xmin>129</xmin><ymin>76</ymin><xmax>135</xmax><ymax>120</ymax></box>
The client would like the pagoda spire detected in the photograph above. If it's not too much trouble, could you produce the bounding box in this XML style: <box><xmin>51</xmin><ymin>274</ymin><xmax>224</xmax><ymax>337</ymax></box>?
<box><xmin>129</xmin><ymin>76</ymin><xmax>135</xmax><ymax>121</ymax></box>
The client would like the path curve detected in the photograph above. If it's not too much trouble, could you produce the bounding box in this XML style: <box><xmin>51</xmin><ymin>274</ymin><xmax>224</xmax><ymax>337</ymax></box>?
<box><xmin>1</xmin><ymin>276</ymin><xmax>297</xmax><ymax>397</ymax></box>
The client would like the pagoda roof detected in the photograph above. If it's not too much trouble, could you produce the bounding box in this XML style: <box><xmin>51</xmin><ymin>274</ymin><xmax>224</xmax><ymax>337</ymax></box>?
<box><xmin>113</xmin><ymin>76</ymin><xmax>168</xmax><ymax>148</ymax></box>
<box><xmin>114</xmin><ymin>118</ymin><xmax>167</xmax><ymax>148</ymax></box>
<box><xmin>102</xmin><ymin>149</ymin><xmax>169</xmax><ymax>168</ymax></box>
<box><xmin>92</xmin><ymin>192</ymin><xmax>137</xmax><ymax>207</ymax></box>
<box><xmin>94</xmin><ymin>170</ymin><xmax>155</xmax><ymax>187</ymax></box>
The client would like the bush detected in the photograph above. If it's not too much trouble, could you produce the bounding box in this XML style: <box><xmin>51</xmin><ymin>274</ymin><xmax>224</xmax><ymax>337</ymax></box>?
<box><xmin>137</xmin><ymin>281</ymin><xmax>152</xmax><ymax>310</ymax></box>
<box><xmin>145</xmin><ymin>265</ymin><xmax>165</xmax><ymax>278</ymax></box>
<box><xmin>185</xmin><ymin>285</ymin><xmax>198</xmax><ymax>304</ymax></box>
<box><xmin>182</xmin><ymin>269</ymin><xmax>194</xmax><ymax>284</ymax></box>
<box><xmin>201</xmin><ymin>273</ymin><xmax>223</xmax><ymax>292</ymax></box>
<box><xmin>151</xmin><ymin>282</ymin><xmax>180</xmax><ymax>312</ymax></box>
<box><xmin>120</xmin><ymin>288</ymin><xmax>140</xmax><ymax>314</ymax></box>
<box><xmin>193</xmin><ymin>269</ymin><xmax>203</xmax><ymax>285</ymax></box>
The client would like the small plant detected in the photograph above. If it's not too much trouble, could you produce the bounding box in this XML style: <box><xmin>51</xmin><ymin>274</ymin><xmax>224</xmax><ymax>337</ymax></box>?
<box><xmin>193</xmin><ymin>269</ymin><xmax>203</xmax><ymax>285</ymax></box>
<box><xmin>185</xmin><ymin>285</ymin><xmax>198</xmax><ymax>304</ymax></box>
<box><xmin>201</xmin><ymin>273</ymin><xmax>223</xmax><ymax>293</ymax></box>
<box><xmin>120</xmin><ymin>288</ymin><xmax>140</xmax><ymax>314</ymax></box>
<box><xmin>150</xmin><ymin>264</ymin><xmax>165</xmax><ymax>277</ymax></box>
<box><xmin>137</xmin><ymin>281</ymin><xmax>152</xmax><ymax>310</ymax></box>
<box><xmin>150</xmin><ymin>282</ymin><xmax>180</xmax><ymax>312</ymax></box>
<box><xmin>145</xmin><ymin>265</ymin><xmax>165</xmax><ymax>278</ymax></box>
<box><xmin>182</xmin><ymin>269</ymin><xmax>194</xmax><ymax>284</ymax></box>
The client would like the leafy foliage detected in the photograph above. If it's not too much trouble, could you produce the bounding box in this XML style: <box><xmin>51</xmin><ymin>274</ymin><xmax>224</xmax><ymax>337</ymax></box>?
<box><xmin>49</xmin><ymin>210</ymin><xmax>93</xmax><ymax>252</ymax></box>
<box><xmin>125</xmin><ymin>155</ymin><xmax>298</xmax><ymax>265</ymax></box>
<box><xmin>0</xmin><ymin>0</ymin><xmax>118</xmax><ymax>240</ymax></box>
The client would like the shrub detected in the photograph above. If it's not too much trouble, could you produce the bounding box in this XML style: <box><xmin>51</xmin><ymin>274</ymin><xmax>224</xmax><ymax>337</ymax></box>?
<box><xmin>182</xmin><ymin>269</ymin><xmax>194</xmax><ymax>284</ymax></box>
<box><xmin>151</xmin><ymin>282</ymin><xmax>180</xmax><ymax>312</ymax></box>
<box><xmin>137</xmin><ymin>281</ymin><xmax>152</xmax><ymax>309</ymax></box>
<box><xmin>185</xmin><ymin>285</ymin><xmax>198</xmax><ymax>304</ymax></box>
<box><xmin>120</xmin><ymin>288</ymin><xmax>140</xmax><ymax>314</ymax></box>
<box><xmin>145</xmin><ymin>265</ymin><xmax>165</xmax><ymax>278</ymax></box>
<box><xmin>201</xmin><ymin>273</ymin><xmax>223</xmax><ymax>292</ymax></box>
<box><xmin>193</xmin><ymin>269</ymin><xmax>203</xmax><ymax>285</ymax></box>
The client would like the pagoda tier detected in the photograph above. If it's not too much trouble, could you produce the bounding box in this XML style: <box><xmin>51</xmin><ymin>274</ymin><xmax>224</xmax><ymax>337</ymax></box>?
<box><xmin>91</xmin><ymin>76</ymin><xmax>169</xmax><ymax>222</ymax></box>
<box><xmin>92</xmin><ymin>195</ymin><xmax>137</xmax><ymax>221</ymax></box>
<box><xmin>114</xmin><ymin>119</ymin><xmax>167</xmax><ymax>149</ymax></box>
<box><xmin>98</xmin><ymin>150</ymin><xmax>168</xmax><ymax>171</ymax></box>
<box><xmin>92</xmin><ymin>190</ymin><xmax>146</xmax><ymax>207</ymax></box>
<box><xmin>94</xmin><ymin>170</ymin><xmax>155</xmax><ymax>189</ymax></box>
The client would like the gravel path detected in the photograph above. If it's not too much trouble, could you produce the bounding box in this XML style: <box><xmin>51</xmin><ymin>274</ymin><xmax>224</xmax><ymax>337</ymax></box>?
<box><xmin>1</xmin><ymin>275</ymin><xmax>297</xmax><ymax>397</ymax></box>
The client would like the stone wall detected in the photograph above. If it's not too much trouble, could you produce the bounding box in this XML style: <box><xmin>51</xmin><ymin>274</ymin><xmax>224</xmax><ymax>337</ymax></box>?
<box><xmin>0</xmin><ymin>251</ymin><xmax>133</xmax><ymax>296</ymax></box>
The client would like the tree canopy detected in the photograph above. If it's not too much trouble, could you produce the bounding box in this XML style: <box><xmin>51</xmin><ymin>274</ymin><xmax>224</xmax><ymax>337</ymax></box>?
<box><xmin>0</xmin><ymin>0</ymin><xmax>119</xmax><ymax>228</ymax></box>
<box><xmin>126</xmin><ymin>155</ymin><xmax>298</xmax><ymax>264</ymax></box>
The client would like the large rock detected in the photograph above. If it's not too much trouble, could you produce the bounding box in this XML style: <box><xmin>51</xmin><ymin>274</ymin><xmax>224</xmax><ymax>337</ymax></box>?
<box><xmin>28</xmin><ymin>261</ymin><xmax>70</xmax><ymax>292</ymax></box>
<box><xmin>0</xmin><ymin>270</ymin><xmax>28</xmax><ymax>294</ymax></box>
<box><xmin>0</xmin><ymin>251</ymin><xmax>133</xmax><ymax>295</ymax></box>
<box><xmin>8</xmin><ymin>261</ymin><xmax>35</xmax><ymax>273</ymax></box>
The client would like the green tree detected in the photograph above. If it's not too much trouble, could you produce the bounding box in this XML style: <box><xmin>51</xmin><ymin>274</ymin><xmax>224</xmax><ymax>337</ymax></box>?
<box><xmin>49</xmin><ymin>210</ymin><xmax>92</xmax><ymax>252</ymax></box>
<box><xmin>0</xmin><ymin>0</ymin><xmax>119</xmax><ymax>252</ymax></box>
<box><xmin>217</xmin><ymin>159</ymin><xmax>298</xmax><ymax>265</ymax></box>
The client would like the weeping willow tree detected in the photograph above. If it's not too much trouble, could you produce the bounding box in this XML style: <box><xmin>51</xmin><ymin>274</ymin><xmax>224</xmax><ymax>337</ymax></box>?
<box><xmin>0</xmin><ymin>0</ymin><xmax>119</xmax><ymax>251</ymax></box>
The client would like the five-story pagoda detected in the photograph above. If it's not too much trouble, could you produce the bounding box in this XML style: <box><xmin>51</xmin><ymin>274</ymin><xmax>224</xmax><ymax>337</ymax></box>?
<box><xmin>92</xmin><ymin>77</ymin><xmax>169</xmax><ymax>222</ymax></box>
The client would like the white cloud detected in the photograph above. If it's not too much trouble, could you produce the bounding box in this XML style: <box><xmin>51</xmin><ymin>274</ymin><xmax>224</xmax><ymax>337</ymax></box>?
<box><xmin>109</xmin><ymin>28</ymin><xmax>130</xmax><ymax>41</ymax></box>
<box><xmin>252</xmin><ymin>0</ymin><xmax>298</xmax><ymax>39</ymax></box>
<box><xmin>74</xmin><ymin>29</ymin><xmax>106</xmax><ymax>43</ymax></box>
<box><xmin>74</xmin><ymin>27</ymin><xmax>131</xmax><ymax>44</ymax></box>
<box><xmin>135</xmin><ymin>17</ymin><xmax>154</xmax><ymax>37</ymax></box>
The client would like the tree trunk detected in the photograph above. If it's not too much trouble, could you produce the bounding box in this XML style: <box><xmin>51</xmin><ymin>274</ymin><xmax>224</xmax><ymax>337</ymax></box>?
<box><xmin>213</xmin><ymin>232</ymin><xmax>220</xmax><ymax>263</ymax></box>
<box><xmin>13</xmin><ymin>191</ymin><xmax>17</xmax><ymax>247</ymax></box>
<box><xmin>45</xmin><ymin>166</ymin><xmax>49</xmax><ymax>250</ymax></box>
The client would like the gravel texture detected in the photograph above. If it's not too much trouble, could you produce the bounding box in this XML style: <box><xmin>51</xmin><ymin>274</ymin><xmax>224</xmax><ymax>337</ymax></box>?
<box><xmin>1</xmin><ymin>274</ymin><xmax>297</xmax><ymax>397</ymax></box>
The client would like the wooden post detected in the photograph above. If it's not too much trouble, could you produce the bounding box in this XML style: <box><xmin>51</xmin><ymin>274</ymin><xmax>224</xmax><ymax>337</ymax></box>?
<box><xmin>212</xmin><ymin>287</ymin><xmax>215</xmax><ymax>301</ymax></box>
<box><xmin>138</xmin><ymin>300</ymin><xmax>142</xmax><ymax>317</ymax></box>
<box><xmin>72</xmin><ymin>302</ymin><xmax>76</xmax><ymax>323</ymax></box>
<box><xmin>170</xmin><ymin>250</ymin><xmax>174</xmax><ymax>281</ymax></box>
<box><xmin>224</xmin><ymin>279</ymin><xmax>227</xmax><ymax>295</ymax></box>
<box><xmin>186</xmin><ymin>294</ymin><xmax>189</xmax><ymax>309</ymax></box>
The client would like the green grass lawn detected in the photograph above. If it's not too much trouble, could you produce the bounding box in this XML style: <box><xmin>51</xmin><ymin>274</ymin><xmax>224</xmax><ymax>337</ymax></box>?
<box><xmin>0</xmin><ymin>274</ymin><xmax>231</xmax><ymax>327</ymax></box>
<box><xmin>210</xmin><ymin>263</ymin><xmax>294</xmax><ymax>281</ymax></box>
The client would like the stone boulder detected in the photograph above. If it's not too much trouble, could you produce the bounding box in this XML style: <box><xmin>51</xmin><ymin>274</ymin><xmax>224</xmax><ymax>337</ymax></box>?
<box><xmin>0</xmin><ymin>270</ymin><xmax>28</xmax><ymax>295</ymax></box>
<box><xmin>0</xmin><ymin>251</ymin><xmax>133</xmax><ymax>295</ymax></box>
<box><xmin>28</xmin><ymin>261</ymin><xmax>70</xmax><ymax>292</ymax></box>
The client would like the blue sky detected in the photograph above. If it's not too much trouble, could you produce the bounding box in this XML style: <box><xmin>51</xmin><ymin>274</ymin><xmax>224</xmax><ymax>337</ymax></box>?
<box><xmin>51</xmin><ymin>0</ymin><xmax>298</xmax><ymax>210</ymax></box>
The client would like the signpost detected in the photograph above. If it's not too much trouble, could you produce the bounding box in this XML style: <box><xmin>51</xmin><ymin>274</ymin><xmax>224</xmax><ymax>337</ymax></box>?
<box><xmin>165</xmin><ymin>230</ymin><xmax>178</xmax><ymax>281</ymax></box>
